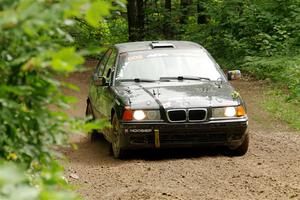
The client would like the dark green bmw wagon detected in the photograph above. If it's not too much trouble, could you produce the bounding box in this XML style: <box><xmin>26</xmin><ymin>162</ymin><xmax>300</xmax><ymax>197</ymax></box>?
<box><xmin>86</xmin><ymin>41</ymin><xmax>249</xmax><ymax>158</ymax></box>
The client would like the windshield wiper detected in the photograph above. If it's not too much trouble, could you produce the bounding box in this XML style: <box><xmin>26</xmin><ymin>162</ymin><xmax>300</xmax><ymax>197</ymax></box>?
<box><xmin>159</xmin><ymin>76</ymin><xmax>211</xmax><ymax>81</ymax></box>
<box><xmin>117</xmin><ymin>78</ymin><xmax>157</xmax><ymax>83</ymax></box>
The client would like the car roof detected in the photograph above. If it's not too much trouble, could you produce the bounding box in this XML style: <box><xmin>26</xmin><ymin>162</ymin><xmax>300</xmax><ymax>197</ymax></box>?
<box><xmin>115</xmin><ymin>41</ymin><xmax>204</xmax><ymax>53</ymax></box>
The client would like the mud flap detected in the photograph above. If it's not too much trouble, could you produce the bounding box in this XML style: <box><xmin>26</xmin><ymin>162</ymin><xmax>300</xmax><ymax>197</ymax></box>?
<box><xmin>154</xmin><ymin>129</ymin><xmax>160</xmax><ymax>148</ymax></box>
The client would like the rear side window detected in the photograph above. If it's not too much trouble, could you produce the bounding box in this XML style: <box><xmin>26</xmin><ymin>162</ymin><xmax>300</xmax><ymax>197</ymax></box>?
<box><xmin>96</xmin><ymin>49</ymin><xmax>112</xmax><ymax>76</ymax></box>
<box><xmin>103</xmin><ymin>49</ymin><xmax>117</xmax><ymax>78</ymax></box>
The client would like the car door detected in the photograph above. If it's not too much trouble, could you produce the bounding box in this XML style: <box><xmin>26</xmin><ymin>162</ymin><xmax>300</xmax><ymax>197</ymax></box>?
<box><xmin>96</xmin><ymin>48</ymin><xmax>117</xmax><ymax>121</ymax></box>
<box><xmin>89</xmin><ymin>49</ymin><xmax>112</xmax><ymax>118</ymax></box>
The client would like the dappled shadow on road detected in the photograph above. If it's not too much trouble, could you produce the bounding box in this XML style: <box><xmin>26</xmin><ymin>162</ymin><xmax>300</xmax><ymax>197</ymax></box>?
<box><xmin>124</xmin><ymin>146</ymin><xmax>226</xmax><ymax>161</ymax></box>
<box><xmin>64</xmin><ymin>135</ymin><xmax>228</xmax><ymax>167</ymax></box>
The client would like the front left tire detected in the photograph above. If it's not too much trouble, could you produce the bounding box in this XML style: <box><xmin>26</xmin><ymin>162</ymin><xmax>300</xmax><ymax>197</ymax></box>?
<box><xmin>111</xmin><ymin>115</ymin><xmax>126</xmax><ymax>158</ymax></box>
<box><xmin>86</xmin><ymin>100</ymin><xmax>103</xmax><ymax>142</ymax></box>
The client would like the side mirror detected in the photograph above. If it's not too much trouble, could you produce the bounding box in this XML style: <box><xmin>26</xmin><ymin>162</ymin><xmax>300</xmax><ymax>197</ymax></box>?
<box><xmin>227</xmin><ymin>70</ymin><xmax>242</xmax><ymax>81</ymax></box>
<box><xmin>94</xmin><ymin>76</ymin><xmax>108</xmax><ymax>86</ymax></box>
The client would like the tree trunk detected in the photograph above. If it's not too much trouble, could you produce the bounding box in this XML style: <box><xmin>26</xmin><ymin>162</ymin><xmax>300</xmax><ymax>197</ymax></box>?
<box><xmin>163</xmin><ymin>0</ymin><xmax>173</xmax><ymax>38</ymax></box>
<box><xmin>197</xmin><ymin>1</ymin><xmax>209</xmax><ymax>24</ymax></box>
<box><xmin>165</xmin><ymin>0</ymin><xmax>171</xmax><ymax>10</ymax></box>
<box><xmin>127</xmin><ymin>0</ymin><xmax>145</xmax><ymax>41</ymax></box>
<box><xmin>180</xmin><ymin>0</ymin><xmax>192</xmax><ymax>25</ymax></box>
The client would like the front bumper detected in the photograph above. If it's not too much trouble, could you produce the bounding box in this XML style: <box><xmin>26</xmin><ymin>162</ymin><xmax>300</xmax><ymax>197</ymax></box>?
<box><xmin>118</xmin><ymin>118</ymin><xmax>248</xmax><ymax>150</ymax></box>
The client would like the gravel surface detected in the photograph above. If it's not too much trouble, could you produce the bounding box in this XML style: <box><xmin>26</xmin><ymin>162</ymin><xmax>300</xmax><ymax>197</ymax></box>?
<box><xmin>62</xmin><ymin>62</ymin><xmax>300</xmax><ymax>200</ymax></box>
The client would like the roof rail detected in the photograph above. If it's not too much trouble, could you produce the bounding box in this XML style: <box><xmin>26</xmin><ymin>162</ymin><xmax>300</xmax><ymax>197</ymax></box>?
<box><xmin>150</xmin><ymin>42</ymin><xmax>175</xmax><ymax>49</ymax></box>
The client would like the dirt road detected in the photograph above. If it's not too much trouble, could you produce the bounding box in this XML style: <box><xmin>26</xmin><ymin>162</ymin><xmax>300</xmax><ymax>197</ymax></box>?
<box><xmin>62</xmin><ymin>61</ymin><xmax>300</xmax><ymax>200</ymax></box>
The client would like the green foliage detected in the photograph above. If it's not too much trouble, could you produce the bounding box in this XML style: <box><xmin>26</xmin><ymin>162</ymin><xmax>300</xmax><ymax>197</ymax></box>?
<box><xmin>0</xmin><ymin>0</ymin><xmax>109</xmax><ymax>168</ymax></box>
<box><xmin>0</xmin><ymin>162</ymin><xmax>40</xmax><ymax>200</ymax></box>
<box><xmin>0</xmin><ymin>0</ymin><xmax>114</xmax><ymax>199</ymax></box>
<box><xmin>242</xmin><ymin>56</ymin><xmax>300</xmax><ymax>101</ymax></box>
<box><xmin>261</xmin><ymin>89</ymin><xmax>300</xmax><ymax>131</ymax></box>
<box><xmin>183</xmin><ymin>0</ymin><xmax>300</xmax><ymax>58</ymax></box>
<box><xmin>107</xmin><ymin>17</ymin><xmax>129</xmax><ymax>44</ymax></box>
<box><xmin>0</xmin><ymin>161</ymin><xmax>80</xmax><ymax>200</ymax></box>
<box><xmin>67</xmin><ymin>5</ymin><xmax>128</xmax><ymax>54</ymax></box>
<box><xmin>181</xmin><ymin>0</ymin><xmax>300</xmax><ymax>102</ymax></box>
<box><xmin>143</xmin><ymin>1</ymin><xmax>190</xmax><ymax>40</ymax></box>
<box><xmin>85</xmin><ymin>1</ymin><xmax>111</xmax><ymax>27</ymax></box>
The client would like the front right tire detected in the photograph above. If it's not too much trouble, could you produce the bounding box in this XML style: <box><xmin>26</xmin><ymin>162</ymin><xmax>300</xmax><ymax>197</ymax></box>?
<box><xmin>227</xmin><ymin>133</ymin><xmax>249</xmax><ymax>156</ymax></box>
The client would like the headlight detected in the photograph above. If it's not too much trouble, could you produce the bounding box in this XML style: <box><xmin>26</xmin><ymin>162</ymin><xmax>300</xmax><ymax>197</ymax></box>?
<box><xmin>145</xmin><ymin>110</ymin><xmax>161</xmax><ymax>120</ymax></box>
<box><xmin>212</xmin><ymin>106</ymin><xmax>246</xmax><ymax>118</ymax></box>
<box><xmin>133</xmin><ymin>110</ymin><xmax>146</xmax><ymax>120</ymax></box>
<box><xmin>131</xmin><ymin>110</ymin><xmax>161</xmax><ymax>121</ymax></box>
<box><xmin>224</xmin><ymin>107</ymin><xmax>236</xmax><ymax>117</ymax></box>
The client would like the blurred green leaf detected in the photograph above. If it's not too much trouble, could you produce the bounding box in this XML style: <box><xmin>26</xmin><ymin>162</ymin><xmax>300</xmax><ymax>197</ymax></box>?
<box><xmin>85</xmin><ymin>1</ymin><xmax>111</xmax><ymax>27</ymax></box>
<box><xmin>50</xmin><ymin>47</ymin><xmax>84</xmax><ymax>72</ymax></box>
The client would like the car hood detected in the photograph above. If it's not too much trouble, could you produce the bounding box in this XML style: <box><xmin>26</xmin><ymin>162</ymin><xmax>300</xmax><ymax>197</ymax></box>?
<box><xmin>114</xmin><ymin>82</ymin><xmax>240</xmax><ymax>110</ymax></box>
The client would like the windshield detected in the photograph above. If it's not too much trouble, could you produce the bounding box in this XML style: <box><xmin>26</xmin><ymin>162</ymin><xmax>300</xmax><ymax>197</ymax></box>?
<box><xmin>115</xmin><ymin>50</ymin><xmax>224</xmax><ymax>82</ymax></box>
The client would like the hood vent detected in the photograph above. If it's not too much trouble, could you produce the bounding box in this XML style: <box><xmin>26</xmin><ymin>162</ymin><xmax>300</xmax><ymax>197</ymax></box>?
<box><xmin>150</xmin><ymin>42</ymin><xmax>175</xmax><ymax>49</ymax></box>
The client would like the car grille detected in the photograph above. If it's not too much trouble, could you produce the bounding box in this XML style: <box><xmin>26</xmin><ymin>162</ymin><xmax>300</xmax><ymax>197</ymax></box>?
<box><xmin>188</xmin><ymin>109</ymin><xmax>207</xmax><ymax>121</ymax></box>
<box><xmin>167</xmin><ymin>109</ymin><xmax>186</xmax><ymax>122</ymax></box>
<box><xmin>166</xmin><ymin>108</ymin><xmax>207</xmax><ymax>122</ymax></box>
